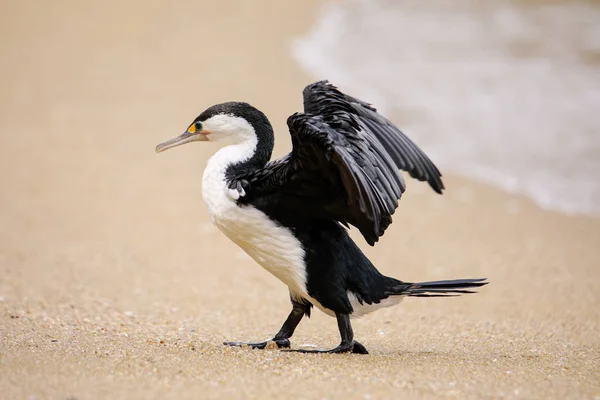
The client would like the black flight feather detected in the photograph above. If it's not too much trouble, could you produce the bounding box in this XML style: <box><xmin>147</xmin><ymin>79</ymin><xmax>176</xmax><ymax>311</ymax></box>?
<box><xmin>234</xmin><ymin>81</ymin><xmax>444</xmax><ymax>245</ymax></box>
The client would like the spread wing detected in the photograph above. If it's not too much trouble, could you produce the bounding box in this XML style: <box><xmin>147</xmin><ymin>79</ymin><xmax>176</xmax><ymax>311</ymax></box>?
<box><xmin>233</xmin><ymin>81</ymin><xmax>444</xmax><ymax>245</ymax></box>
<box><xmin>302</xmin><ymin>81</ymin><xmax>444</xmax><ymax>191</ymax></box>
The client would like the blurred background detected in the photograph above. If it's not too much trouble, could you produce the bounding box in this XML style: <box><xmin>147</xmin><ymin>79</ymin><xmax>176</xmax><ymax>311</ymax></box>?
<box><xmin>1</xmin><ymin>0</ymin><xmax>599</xmax><ymax>399</ymax></box>
<box><xmin>293</xmin><ymin>0</ymin><xmax>600</xmax><ymax>215</ymax></box>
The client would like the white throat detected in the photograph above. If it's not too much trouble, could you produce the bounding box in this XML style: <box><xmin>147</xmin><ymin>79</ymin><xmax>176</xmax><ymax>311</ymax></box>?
<box><xmin>201</xmin><ymin>114</ymin><xmax>258</xmax><ymax>213</ymax></box>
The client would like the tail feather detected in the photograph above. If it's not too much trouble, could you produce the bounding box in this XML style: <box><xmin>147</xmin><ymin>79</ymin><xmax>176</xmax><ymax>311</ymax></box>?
<box><xmin>400</xmin><ymin>278</ymin><xmax>488</xmax><ymax>298</ymax></box>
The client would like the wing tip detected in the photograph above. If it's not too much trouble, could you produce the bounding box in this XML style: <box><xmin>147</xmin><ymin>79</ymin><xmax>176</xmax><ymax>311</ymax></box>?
<box><xmin>431</xmin><ymin>179</ymin><xmax>445</xmax><ymax>194</ymax></box>
<box><xmin>303</xmin><ymin>79</ymin><xmax>332</xmax><ymax>94</ymax></box>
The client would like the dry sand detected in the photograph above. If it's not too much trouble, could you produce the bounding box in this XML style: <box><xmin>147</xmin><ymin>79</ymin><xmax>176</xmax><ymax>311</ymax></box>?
<box><xmin>1</xmin><ymin>1</ymin><xmax>599</xmax><ymax>399</ymax></box>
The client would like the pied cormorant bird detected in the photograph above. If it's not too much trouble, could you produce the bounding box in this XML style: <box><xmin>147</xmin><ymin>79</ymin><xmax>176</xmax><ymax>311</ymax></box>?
<box><xmin>156</xmin><ymin>81</ymin><xmax>487</xmax><ymax>354</ymax></box>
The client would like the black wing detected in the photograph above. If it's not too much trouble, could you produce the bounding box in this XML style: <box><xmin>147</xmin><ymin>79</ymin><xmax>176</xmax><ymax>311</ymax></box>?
<box><xmin>235</xmin><ymin>81</ymin><xmax>443</xmax><ymax>245</ymax></box>
<box><xmin>303</xmin><ymin>81</ymin><xmax>444</xmax><ymax>192</ymax></box>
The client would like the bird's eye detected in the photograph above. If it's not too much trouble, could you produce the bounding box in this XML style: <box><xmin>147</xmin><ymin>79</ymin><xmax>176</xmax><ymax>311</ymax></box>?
<box><xmin>194</xmin><ymin>121</ymin><xmax>203</xmax><ymax>131</ymax></box>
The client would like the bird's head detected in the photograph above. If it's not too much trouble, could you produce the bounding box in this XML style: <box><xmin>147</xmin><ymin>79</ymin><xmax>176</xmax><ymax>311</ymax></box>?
<box><xmin>155</xmin><ymin>102</ymin><xmax>272</xmax><ymax>153</ymax></box>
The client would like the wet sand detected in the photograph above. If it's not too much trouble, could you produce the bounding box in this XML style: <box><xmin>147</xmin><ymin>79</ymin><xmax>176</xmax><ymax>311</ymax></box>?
<box><xmin>1</xmin><ymin>1</ymin><xmax>599</xmax><ymax>399</ymax></box>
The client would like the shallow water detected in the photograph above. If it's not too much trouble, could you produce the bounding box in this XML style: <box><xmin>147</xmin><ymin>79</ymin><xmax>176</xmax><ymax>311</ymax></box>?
<box><xmin>292</xmin><ymin>0</ymin><xmax>600</xmax><ymax>215</ymax></box>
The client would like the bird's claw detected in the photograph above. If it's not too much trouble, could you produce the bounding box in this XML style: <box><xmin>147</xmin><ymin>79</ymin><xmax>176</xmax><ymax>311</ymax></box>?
<box><xmin>224</xmin><ymin>338</ymin><xmax>291</xmax><ymax>350</ymax></box>
<box><xmin>282</xmin><ymin>340</ymin><xmax>368</xmax><ymax>354</ymax></box>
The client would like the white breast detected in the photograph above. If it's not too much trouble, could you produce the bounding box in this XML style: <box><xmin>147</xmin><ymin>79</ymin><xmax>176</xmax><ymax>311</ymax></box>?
<box><xmin>198</xmin><ymin>123</ymin><xmax>404</xmax><ymax>318</ymax></box>
<box><xmin>201</xmin><ymin>149</ymin><xmax>405</xmax><ymax>318</ymax></box>
<box><xmin>201</xmin><ymin>143</ymin><xmax>310</xmax><ymax>301</ymax></box>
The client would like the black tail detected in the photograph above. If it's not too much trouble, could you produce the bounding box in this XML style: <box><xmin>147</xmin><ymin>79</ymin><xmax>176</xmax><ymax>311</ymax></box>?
<box><xmin>402</xmin><ymin>278</ymin><xmax>488</xmax><ymax>298</ymax></box>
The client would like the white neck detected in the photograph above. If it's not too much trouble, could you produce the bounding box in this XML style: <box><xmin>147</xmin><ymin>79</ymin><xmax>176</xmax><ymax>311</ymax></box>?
<box><xmin>208</xmin><ymin>137</ymin><xmax>258</xmax><ymax>173</ymax></box>
<box><xmin>200</xmin><ymin>113</ymin><xmax>261</xmax><ymax>216</ymax></box>
<box><xmin>201</xmin><ymin>137</ymin><xmax>257</xmax><ymax>215</ymax></box>
<box><xmin>201</xmin><ymin>113</ymin><xmax>260</xmax><ymax>175</ymax></box>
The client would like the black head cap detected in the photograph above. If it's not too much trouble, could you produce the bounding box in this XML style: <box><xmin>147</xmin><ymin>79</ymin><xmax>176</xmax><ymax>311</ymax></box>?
<box><xmin>195</xmin><ymin>102</ymin><xmax>271</xmax><ymax>129</ymax></box>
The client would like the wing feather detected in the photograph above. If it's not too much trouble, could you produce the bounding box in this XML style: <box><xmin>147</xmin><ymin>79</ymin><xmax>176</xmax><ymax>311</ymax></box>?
<box><xmin>234</xmin><ymin>81</ymin><xmax>444</xmax><ymax>245</ymax></box>
<box><xmin>304</xmin><ymin>80</ymin><xmax>444</xmax><ymax>194</ymax></box>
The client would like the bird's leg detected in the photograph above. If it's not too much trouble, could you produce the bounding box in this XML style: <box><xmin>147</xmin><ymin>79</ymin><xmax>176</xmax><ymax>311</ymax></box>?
<box><xmin>224</xmin><ymin>298</ymin><xmax>307</xmax><ymax>350</ymax></box>
<box><xmin>284</xmin><ymin>312</ymin><xmax>368</xmax><ymax>354</ymax></box>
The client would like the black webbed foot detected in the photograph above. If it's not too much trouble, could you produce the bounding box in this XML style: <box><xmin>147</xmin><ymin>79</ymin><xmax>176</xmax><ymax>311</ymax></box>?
<box><xmin>224</xmin><ymin>338</ymin><xmax>291</xmax><ymax>350</ymax></box>
<box><xmin>283</xmin><ymin>340</ymin><xmax>368</xmax><ymax>354</ymax></box>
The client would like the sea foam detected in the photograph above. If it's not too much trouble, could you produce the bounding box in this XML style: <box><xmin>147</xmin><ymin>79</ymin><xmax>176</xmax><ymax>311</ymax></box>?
<box><xmin>291</xmin><ymin>0</ymin><xmax>600</xmax><ymax>215</ymax></box>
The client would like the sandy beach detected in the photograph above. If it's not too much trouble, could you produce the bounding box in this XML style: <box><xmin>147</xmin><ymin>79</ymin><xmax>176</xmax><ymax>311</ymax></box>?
<box><xmin>1</xmin><ymin>1</ymin><xmax>599</xmax><ymax>399</ymax></box>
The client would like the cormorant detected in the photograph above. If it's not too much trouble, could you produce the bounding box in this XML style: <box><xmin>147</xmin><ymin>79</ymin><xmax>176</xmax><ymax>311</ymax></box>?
<box><xmin>156</xmin><ymin>81</ymin><xmax>487</xmax><ymax>354</ymax></box>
